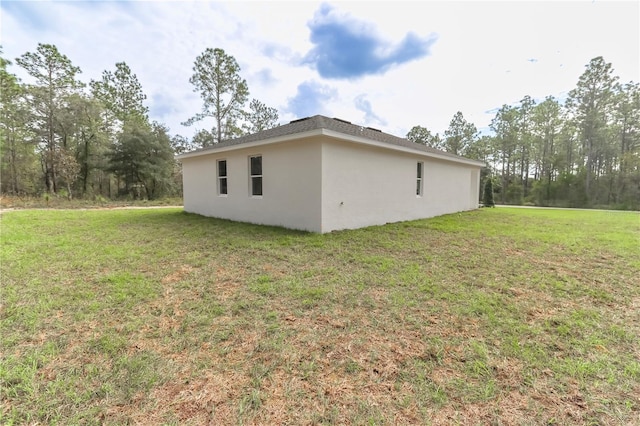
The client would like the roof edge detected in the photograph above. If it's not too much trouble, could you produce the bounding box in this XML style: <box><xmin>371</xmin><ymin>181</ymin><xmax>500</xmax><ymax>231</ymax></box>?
<box><xmin>176</xmin><ymin>128</ymin><xmax>324</xmax><ymax>160</ymax></box>
<box><xmin>320</xmin><ymin>129</ymin><xmax>486</xmax><ymax>168</ymax></box>
<box><xmin>175</xmin><ymin>115</ymin><xmax>485</xmax><ymax>168</ymax></box>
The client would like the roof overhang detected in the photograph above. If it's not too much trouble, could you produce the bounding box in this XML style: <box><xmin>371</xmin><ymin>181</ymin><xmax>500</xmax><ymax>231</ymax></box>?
<box><xmin>176</xmin><ymin>128</ymin><xmax>486</xmax><ymax>168</ymax></box>
<box><xmin>320</xmin><ymin>129</ymin><xmax>486</xmax><ymax>168</ymax></box>
<box><xmin>175</xmin><ymin>129</ymin><xmax>324</xmax><ymax>160</ymax></box>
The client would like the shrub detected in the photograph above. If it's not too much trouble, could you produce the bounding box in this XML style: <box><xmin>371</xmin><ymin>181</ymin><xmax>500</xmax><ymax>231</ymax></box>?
<box><xmin>483</xmin><ymin>178</ymin><xmax>495</xmax><ymax>207</ymax></box>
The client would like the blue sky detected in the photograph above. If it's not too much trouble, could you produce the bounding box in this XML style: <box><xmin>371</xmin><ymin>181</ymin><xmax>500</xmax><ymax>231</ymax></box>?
<box><xmin>1</xmin><ymin>1</ymin><xmax>638</xmax><ymax>139</ymax></box>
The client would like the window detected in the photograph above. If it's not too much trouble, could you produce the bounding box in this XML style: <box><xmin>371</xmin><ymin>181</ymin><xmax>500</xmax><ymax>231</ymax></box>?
<box><xmin>416</xmin><ymin>162</ymin><xmax>424</xmax><ymax>196</ymax></box>
<box><xmin>217</xmin><ymin>160</ymin><xmax>228</xmax><ymax>195</ymax></box>
<box><xmin>249</xmin><ymin>155</ymin><xmax>262</xmax><ymax>196</ymax></box>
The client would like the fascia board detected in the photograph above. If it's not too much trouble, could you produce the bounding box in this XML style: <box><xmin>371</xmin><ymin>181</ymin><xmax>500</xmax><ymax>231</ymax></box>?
<box><xmin>175</xmin><ymin>129</ymin><xmax>325</xmax><ymax>160</ymax></box>
<box><xmin>176</xmin><ymin>127</ymin><xmax>485</xmax><ymax>168</ymax></box>
<box><xmin>320</xmin><ymin>129</ymin><xmax>486</xmax><ymax>168</ymax></box>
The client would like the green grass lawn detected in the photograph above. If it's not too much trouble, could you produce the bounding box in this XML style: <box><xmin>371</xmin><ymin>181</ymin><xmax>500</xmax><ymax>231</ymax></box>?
<box><xmin>1</xmin><ymin>207</ymin><xmax>639</xmax><ymax>425</ymax></box>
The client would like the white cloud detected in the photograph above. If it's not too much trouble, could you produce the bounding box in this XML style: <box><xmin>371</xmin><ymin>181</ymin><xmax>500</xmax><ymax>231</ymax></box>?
<box><xmin>2</xmin><ymin>1</ymin><xmax>637</xmax><ymax>140</ymax></box>
<box><xmin>354</xmin><ymin>94</ymin><xmax>387</xmax><ymax>126</ymax></box>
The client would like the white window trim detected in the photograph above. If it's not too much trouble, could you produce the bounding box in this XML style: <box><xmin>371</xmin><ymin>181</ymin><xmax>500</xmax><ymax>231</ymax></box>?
<box><xmin>249</xmin><ymin>155</ymin><xmax>263</xmax><ymax>198</ymax></box>
<box><xmin>217</xmin><ymin>159</ymin><xmax>228</xmax><ymax>197</ymax></box>
<box><xmin>416</xmin><ymin>161</ymin><xmax>424</xmax><ymax>197</ymax></box>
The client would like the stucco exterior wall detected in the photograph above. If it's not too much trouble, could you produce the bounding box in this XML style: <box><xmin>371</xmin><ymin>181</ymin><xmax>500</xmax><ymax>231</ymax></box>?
<box><xmin>320</xmin><ymin>139</ymin><xmax>481</xmax><ymax>232</ymax></box>
<box><xmin>181</xmin><ymin>134</ymin><xmax>482</xmax><ymax>233</ymax></box>
<box><xmin>182</xmin><ymin>139</ymin><xmax>323</xmax><ymax>232</ymax></box>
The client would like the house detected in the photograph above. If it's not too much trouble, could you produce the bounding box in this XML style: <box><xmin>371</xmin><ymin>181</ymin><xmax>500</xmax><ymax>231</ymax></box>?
<box><xmin>176</xmin><ymin>115</ymin><xmax>485</xmax><ymax>233</ymax></box>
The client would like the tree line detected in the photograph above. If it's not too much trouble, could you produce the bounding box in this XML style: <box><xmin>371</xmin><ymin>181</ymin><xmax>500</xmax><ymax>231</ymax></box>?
<box><xmin>408</xmin><ymin>57</ymin><xmax>639</xmax><ymax>209</ymax></box>
<box><xmin>2</xmin><ymin>46</ymin><xmax>637</xmax><ymax>209</ymax></box>
<box><xmin>0</xmin><ymin>44</ymin><xmax>278</xmax><ymax>200</ymax></box>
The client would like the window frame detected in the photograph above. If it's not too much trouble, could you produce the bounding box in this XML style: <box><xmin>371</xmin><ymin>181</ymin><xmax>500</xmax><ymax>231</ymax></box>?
<box><xmin>416</xmin><ymin>161</ymin><xmax>424</xmax><ymax>197</ymax></box>
<box><xmin>249</xmin><ymin>155</ymin><xmax>263</xmax><ymax>197</ymax></box>
<box><xmin>217</xmin><ymin>159</ymin><xmax>228</xmax><ymax>196</ymax></box>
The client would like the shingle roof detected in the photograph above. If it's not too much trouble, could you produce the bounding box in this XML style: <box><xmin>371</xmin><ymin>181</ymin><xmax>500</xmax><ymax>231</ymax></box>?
<box><xmin>179</xmin><ymin>115</ymin><xmax>483</xmax><ymax>165</ymax></box>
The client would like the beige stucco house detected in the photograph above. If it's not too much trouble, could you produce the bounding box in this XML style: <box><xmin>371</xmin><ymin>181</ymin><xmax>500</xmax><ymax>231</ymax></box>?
<box><xmin>176</xmin><ymin>115</ymin><xmax>484</xmax><ymax>233</ymax></box>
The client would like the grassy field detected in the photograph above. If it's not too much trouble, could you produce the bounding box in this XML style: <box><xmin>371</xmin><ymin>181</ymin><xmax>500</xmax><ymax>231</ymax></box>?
<box><xmin>1</xmin><ymin>207</ymin><xmax>638</xmax><ymax>425</ymax></box>
<box><xmin>0</xmin><ymin>195</ymin><xmax>183</xmax><ymax>210</ymax></box>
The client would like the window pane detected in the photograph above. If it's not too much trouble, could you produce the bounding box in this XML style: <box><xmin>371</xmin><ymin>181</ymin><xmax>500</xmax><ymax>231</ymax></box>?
<box><xmin>252</xmin><ymin>177</ymin><xmax>262</xmax><ymax>196</ymax></box>
<box><xmin>251</xmin><ymin>156</ymin><xmax>262</xmax><ymax>175</ymax></box>
<box><xmin>218</xmin><ymin>160</ymin><xmax>227</xmax><ymax>177</ymax></box>
<box><xmin>416</xmin><ymin>180</ymin><xmax>421</xmax><ymax>196</ymax></box>
<box><xmin>220</xmin><ymin>177</ymin><xmax>227</xmax><ymax>195</ymax></box>
<box><xmin>417</xmin><ymin>162</ymin><xmax>422</xmax><ymax>179</ymax></box>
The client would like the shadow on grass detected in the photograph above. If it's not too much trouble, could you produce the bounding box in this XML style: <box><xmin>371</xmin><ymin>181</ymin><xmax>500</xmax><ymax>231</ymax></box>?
<box><xmin>118</xmin><ymin>209</ymin><xmax>312</xmax><ymax>238</ymax></box>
